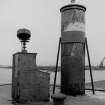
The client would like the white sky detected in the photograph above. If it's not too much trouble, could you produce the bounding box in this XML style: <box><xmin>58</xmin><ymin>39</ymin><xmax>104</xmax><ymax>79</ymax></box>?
<box><xmin>0</xmin><ymin>0</ymin><xmax>104</xmax><ymax>66</ymax></box>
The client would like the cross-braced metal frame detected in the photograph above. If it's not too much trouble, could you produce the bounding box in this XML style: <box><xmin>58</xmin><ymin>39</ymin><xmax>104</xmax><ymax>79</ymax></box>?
<box><xmin>53</xmin><ymin>37</ymin><xmax>95</xmax><ymax>95</ymax></box>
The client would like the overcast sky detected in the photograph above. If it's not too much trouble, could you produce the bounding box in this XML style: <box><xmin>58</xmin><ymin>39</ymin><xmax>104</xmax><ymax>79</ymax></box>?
<box><xmin>0</xmin><ymin>0</ymin><xmax>104</xmax><ymax>66</ymax></box>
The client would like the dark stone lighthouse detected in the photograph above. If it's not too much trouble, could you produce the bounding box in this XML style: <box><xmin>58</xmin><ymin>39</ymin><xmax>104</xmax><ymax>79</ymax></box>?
<box><xmin>60</xmin><ymin>4</ymin><xmax>86</xmax><ymax>95</ymax></box>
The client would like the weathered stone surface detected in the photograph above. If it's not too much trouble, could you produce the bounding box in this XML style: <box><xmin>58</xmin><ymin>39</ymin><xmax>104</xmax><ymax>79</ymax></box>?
<box><xmin>12</xmin><ymin>53</ymin><xmax>50</xmax><ymax>102</ymax></box>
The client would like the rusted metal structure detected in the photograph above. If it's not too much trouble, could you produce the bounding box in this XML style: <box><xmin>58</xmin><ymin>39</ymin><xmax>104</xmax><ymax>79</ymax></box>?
<box><xmin>60</xmin><ymin>4</ymin><xmax>86</xmax><ymax>95</ymax></box>
<box><xmin>12</xmin><ymin>29</ymin><xmax>50</xmax><ymax>102</ymax></box>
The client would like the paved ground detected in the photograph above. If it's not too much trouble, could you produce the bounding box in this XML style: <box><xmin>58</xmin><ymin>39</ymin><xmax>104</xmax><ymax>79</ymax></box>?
<box><xmin>1</xmin><ymin>81</ymin><xmax>105</xmax><ymax>105</ymax></box>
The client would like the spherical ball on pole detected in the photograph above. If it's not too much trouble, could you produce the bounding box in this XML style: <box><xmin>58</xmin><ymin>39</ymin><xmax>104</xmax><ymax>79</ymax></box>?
<box><xmin>17</xmin><ymin>28</ymin><xmax>31</xmax><ymax>52</ymax></box>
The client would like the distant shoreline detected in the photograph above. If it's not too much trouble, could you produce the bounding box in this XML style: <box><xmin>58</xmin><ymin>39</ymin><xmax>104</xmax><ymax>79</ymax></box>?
<box><xmin>38</xmin><ymin>66</ymin><xmax>105</xmax><ymax>71</ymax></box>
<box><xmin>0</xmin><ymin>66</ymin><xmax>105</xmax><ymax>71</ymax></box>
<box><xmin>0</xmin><ymin>66</ymin><xmax>12</xmax><ymax>69</ymax></box>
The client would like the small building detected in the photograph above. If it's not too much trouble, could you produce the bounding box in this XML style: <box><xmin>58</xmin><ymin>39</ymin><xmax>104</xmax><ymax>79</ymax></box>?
<box><xmin>12</xmin><ymin>52</ymin><xmax>50</xmax><ymax>102</ymax></box>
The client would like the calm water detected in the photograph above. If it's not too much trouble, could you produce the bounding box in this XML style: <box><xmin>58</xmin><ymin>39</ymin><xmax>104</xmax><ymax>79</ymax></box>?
<box><xmin>50</xmin><ymin>70</ymin><xmax>105</xmax><ymax>85</ymax></box>
<box><xmin>0</xmin><ymin>68</ymin><xmax>105</xmax><ymax>85</ymax></box>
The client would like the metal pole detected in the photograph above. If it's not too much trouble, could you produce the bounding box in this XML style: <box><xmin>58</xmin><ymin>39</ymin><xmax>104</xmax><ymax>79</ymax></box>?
<box><xmin>85</xmin><ymin>88</ymin><xmax>105</xmax><ymax>92</ymax></box>
<box><xmin>85</xmin><ymin>37</ymin><xmax>95</xmax><ymax>94</ymax></box>
<box><xmin>53</xmin><ymin>37</ymin><xmax>61</xmax><ymax>94</ymax></box>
